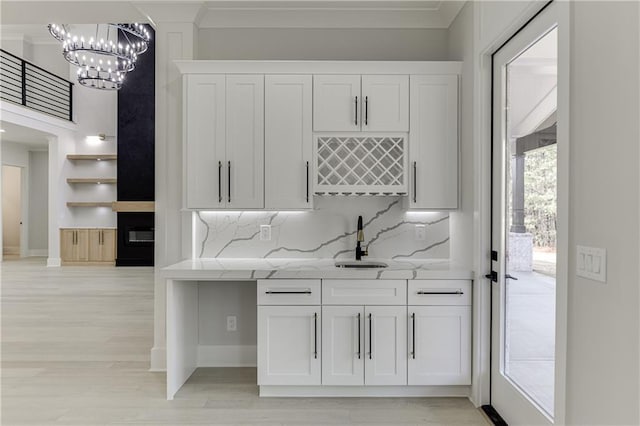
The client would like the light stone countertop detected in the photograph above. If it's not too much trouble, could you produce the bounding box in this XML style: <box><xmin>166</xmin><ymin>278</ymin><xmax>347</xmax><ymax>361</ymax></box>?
<box><xmin>161</xmin><ymin>258</ymin><xmax>474</xmax><ymax>281</ymax></box>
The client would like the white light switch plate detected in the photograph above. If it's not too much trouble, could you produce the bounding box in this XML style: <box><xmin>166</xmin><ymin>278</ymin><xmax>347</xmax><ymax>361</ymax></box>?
<box><xmin>576</xmin><ymin>245</ymin><xmax>606</xmax><ymax>283</ymax></box>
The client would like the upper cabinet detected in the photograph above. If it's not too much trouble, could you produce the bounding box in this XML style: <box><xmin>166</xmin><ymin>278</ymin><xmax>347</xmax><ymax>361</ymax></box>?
<box><xmin>265</xmin><ymin>75</ymin><xmax>313</xmax><ymax>209</ymax></box>
<box><xmin>313</xmin><ymin>75</ymin><xmax>409</xmax><ymax>132</ymax></box>
<box><xmin>409</xmin><ymin>75</ymin><xmax>459</xmax><ymax>210</ymax></box>
<box><xmin>184</xmin><ymin>74</ymin><xmax>264</xmax><ymax>209</ymax></box>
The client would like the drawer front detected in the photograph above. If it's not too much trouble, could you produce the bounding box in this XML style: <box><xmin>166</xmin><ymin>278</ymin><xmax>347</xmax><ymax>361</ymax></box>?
<box><xmin>258</xmin><ymin>280</ymin><xmax>321</xmax><ymax>305</ymax></box>
<box><xmin>322</xmin><ymin>280</ymin><xmax>406</xmax><ymax>305</ymax></box>
<box><xmin>408</xmin><ymin>280</ymin><xmax>471</xmax><ymax>306</ymax></box>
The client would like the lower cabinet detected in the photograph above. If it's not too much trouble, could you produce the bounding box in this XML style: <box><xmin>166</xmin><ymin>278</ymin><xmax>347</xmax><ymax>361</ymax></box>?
<box><xmin>60</xmin><ymin>228</ymin><xmax>116</xmax><ymax>265</ymax></box>
<box><xmin>257</xmin><ymin>306</ymin><xmax>321</xmax><ymax>386</ymax></box>
<box><xmin>322</xmin><ymin>305</ymin><xmax>407</xmax><ymax>386</ymax></box>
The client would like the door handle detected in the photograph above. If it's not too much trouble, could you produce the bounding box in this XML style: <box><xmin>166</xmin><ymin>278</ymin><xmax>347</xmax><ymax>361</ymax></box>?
<box><xmin>313</xmin><ymin>312</ymin><xmax>318</xmax><ymax>359</ymax></box>
<box><xmin>357</xmin><ymin>312</ymin><xmax>361</xmax><ymax>360</ymax></box>
<box><xmin>506</xmin><ymin>274</ymin><xmax>519</xmax><ymax>281</ymax></box>
<box><xmin>218</xmin><ymin>161</ymin><xmax>222</xmax><ymax>203</ymax></box>
<box><xmin>364</xmin><ymin>96</ymin><xmax>368</xmax><ymax>126</ymax></box>
<box><xmin>354</xmin><ymin>96</ymin><xmax>358</xmax><ymax>126</ymax></box>
<box><xmin>413</xmin><ymin>161</ymin><xmax>417</xmax><ymax>203</ymax></box>
<box><xmin>264</xmin><ymin>290</ymin><xmax>312</xmax><ymax>294</ymax></box>
<box><xmin>411</xmin><ymin>312</ymin><xmax>416</xmax><ymax>359</ymax></box>
<box><xmin>227</xmin><ymin>161</ymin><xmax>231</xmax><ymax>203</ymax></box>
<box><xmin>417</xmin><ymin>291</ymin><xmax>464</xmax><ymax>295</ymax></box>
<box><xmin>368</xmin><ymin>313</ymin><xmax>373</xmax><ymax>360</ymax></box>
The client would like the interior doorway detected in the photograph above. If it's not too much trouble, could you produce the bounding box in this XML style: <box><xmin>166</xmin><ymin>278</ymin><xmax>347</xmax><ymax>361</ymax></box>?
<box><xmin>2</xmin><ymin>164</ymin><xmax>23</xmax><ymax>259</ymax></box>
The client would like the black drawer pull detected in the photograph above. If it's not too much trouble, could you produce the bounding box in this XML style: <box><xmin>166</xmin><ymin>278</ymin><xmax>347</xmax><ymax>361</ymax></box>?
<box><xmin>265</xmin><ymin>290</ymin><xmax>312</xmax><ymax>294</ymax></box>
<box><xmin>417</xmin><ymin>291</ymin><xmax>464</xmax><ymax>295</ymax></box>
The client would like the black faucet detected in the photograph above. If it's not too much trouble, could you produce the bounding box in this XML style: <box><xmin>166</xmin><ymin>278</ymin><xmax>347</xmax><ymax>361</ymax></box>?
<box><xmin>355</xmin><ymin>215</ymin><xmax>368</xmax><ymax>261</ymax></box>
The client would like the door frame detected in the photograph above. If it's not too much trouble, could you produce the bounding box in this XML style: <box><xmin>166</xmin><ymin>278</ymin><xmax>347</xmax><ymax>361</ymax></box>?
<box><xmin>473</xmin><ymin>1</ymin><xmax>569</xmax><ymax>423</ymax></box>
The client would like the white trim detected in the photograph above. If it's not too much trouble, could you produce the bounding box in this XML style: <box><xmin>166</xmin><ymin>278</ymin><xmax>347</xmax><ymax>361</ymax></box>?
<box><xmin>259</xmin><ymin>385</ymin><xmax>471</xmax><ymax>398</ymax></box>
<box><xmin>150</xmin><ymin>346</ymin><xmax>167</xmax><ymax>372</ymax></box>
<box><xmin>0</xmin><ymin>101</ymin><xmax>77</xmax><ymax>132</ymax></box>
<box><xmin>27</xmin><ymin>249</ymin><xmax>48</xmax><ymax>257</ymax></box>
<box><xmin>46</xmin><ymin>257</ymin><xmax>61</xmax><ymax>267</ymax></box>
<box><xmin>197</xmin><ymin>345</ymin><xmax>257</xmax><ymax>367</ymax></box>
<box><xmin>175</xmin><ymin>60</ymin><xmax>462</xmax><ymax>75</ymax></box>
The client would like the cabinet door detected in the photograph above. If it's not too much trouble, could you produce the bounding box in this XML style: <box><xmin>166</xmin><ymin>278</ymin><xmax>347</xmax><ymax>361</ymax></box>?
<box><xmin>322</xmin><ymin>306</ymin><xmax>364</xmax><ymax>386</ymax></box>
<box><xmin>258</xmin><ymin>306</ymin><xmax>321</xmax><ymax>385</ymax></box>
<box><xmin>265</xmin><ymin>75</ymin><xmax>313</xmax><ymax>209</ymax></box>
<box><xmin>409</xmin><ymin>75</ymin><xmax>459</xmax><ymax>209</ymax></box>
<box><xmin>88</xmin><ymin>229</ymin><xmax>102</xmax><ymax>261</ymax></box>
<box><xmin>60</xmin><ymin>229</ymin><xmax>76</xmax><ymax>262</ymax></box>
<box><xmin>408</xmin><ymin>306</ymin><xmax>471</xmax><ymax>385</ymax></box>
<box><xmin>101</xmin><ymin>229</ymin><xmax>116</xmax><ymax>262</ymax></box>
<box><xmin>313</xmin><ymin>75</ymin><xmax>361</xmax><ymax>132</ymax></box>
<box><xmin>364</xmin><ymin>306</ymin><xmax>407</xmax><ymax>385</ymax></box>
<box><xmin>226</xmin><ymin>75</ymin><xmax>264</xmax><ymax>209</ymax></box>
<box><xmin>361</xmin><ymin>75</ymin><xmax>409</xmax><ymax>132</ymax></box>
<box><xmin>185</xmin><ymin>74</ymin><xmax>226</xmax><ymax>209</ymax></box>
<box><xmin>75</xmin><ymin>229</ymin><xmax>89</xmax><ymax>261</ymax></box>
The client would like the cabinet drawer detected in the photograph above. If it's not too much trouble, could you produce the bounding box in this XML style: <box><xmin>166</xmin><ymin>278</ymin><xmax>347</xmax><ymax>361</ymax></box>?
<box><xmin>322</xmin><ymin>280</ymin><xmax>406</xmax><ymax>305</ymax></box>
<box><xmin>408</xmin><ymin>280</ymin><xmax>471</xmax><ymax>306</ymax></box>
<box><xmin>257</xmin><ymin>280</ymin><xmax>321</xmax><ymax>305</ymax></box>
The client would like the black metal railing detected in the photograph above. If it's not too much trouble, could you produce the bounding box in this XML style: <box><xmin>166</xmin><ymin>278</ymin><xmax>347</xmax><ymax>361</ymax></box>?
<box><xmin>0</xmin><ymin>49</ymin><xmax>73</xmax><ymax>121</ymax></box>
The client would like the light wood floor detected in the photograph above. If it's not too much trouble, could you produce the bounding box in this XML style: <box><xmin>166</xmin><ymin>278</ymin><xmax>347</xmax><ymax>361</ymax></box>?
<box><xmin>1</xmin><ymin>257</ymin><xmax>489</xmax><ymax>425</ymax></box>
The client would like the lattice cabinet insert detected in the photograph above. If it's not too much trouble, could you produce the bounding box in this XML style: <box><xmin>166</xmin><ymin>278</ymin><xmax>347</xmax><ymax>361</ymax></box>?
<box><xmin>314</xmin><ymin>136</ymin><xmax>408</xmax><ymax>196</ymax></box>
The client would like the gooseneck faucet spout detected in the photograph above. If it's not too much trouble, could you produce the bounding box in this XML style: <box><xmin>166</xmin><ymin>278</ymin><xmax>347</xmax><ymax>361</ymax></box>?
<box><xmin>355</xmin><ymin>215</ymin><xmax>368</xmax><ymax>261</ymax></box>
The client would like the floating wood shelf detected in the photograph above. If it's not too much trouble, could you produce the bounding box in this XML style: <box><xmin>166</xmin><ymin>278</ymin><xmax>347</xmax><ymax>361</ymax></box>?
<box><xmin>111</xmin><ymin>201</ymin><xmax>155</xmax><ymax>212</ymax></box>
<box><xmin>67</xmin><ymin>202</ymin><xmax>114</xmax><ymax>208</ymax></box>
<box><xmin>67</xmin><ymin>154</ymin><xmax>117</xmax><ymax>161</ymax></box>
<box><xmin>67</xmin><ymin>178</ymin><xmax>117</xmax><ymax>184</ymax></box>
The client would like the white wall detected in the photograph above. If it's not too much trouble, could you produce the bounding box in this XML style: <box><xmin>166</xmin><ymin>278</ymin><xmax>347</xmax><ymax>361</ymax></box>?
<box><xmin>197</xmin><ymin>28</ymin><xmax>449</xmax><ymax>60</ymax></box>
<box><xmin>565</xmin><ymin>2</ymin><xmax>639</xmax><ymax>424</ymax></box>
<box><xmin>28</xmin><ymin>150</ymin><xmax>48</xmax><ymax>253</ymax></box>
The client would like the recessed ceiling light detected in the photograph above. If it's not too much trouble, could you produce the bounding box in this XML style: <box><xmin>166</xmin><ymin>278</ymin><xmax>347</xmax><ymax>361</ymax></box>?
<box><xmin>0</xmin><ymin>129</ymin><xmax>5</xmax><ymax>133</ymax></box>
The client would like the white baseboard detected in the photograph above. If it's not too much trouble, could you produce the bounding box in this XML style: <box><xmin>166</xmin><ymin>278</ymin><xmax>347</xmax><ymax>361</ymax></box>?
<box><xmin>3</xmin><ymin>246</ymin><xmax>19</xmax><ymax>255</ymax></box>
<box><xmin>259</xmin><ymin>385</ymin><xmax>471</xmax><ymax>398</ymax></box>
<box><xmin>47</xmin><ymin>257</ymin><xmax>61</xmax><ymax>267</ymax></box>
<box><xmin>28</xmin><ymin>249</ymin><xmax>48</xmax><ymax>257</ymax></box>
<box><xmin>198</xmin><ymin>345</ymin><xmax>257</xmax><ymax>367</ymax></box>
<box><xmin>150</xmin><ymin>346</ymin><xmax>167</xmax><ymax>372</ymax></box>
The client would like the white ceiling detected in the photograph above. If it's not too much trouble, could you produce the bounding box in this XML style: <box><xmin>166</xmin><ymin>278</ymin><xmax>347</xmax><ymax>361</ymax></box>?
<box><xmin>1</xmin><ymin>0</ymin><xmax>465</xmax><ymax>31</ymax></box>
<box><xmin>0</xmin><ymin>122</ymin><xmax>51</xmax><ymax>149</ymax></box>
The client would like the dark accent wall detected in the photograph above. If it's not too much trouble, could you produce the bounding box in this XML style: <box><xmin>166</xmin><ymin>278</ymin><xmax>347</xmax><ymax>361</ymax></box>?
<box><xmin>117</xmin><ymin>25</ymin><xmax>155</xmax><ymax>201</ymax></box>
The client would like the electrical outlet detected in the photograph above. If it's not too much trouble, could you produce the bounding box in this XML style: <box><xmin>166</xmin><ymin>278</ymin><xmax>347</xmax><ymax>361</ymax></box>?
<box><xmin>226</xmin><ymin>315</ymin><xmax>237</xmax><ymax>331</ymax></box>
<box><xmin>415</xmin><ymin>225</ymin><xmax>426</xmax><ymax>241</ymax></box>
<box><xmin>260</xmin><ymin>225</ymin><xmax>271</xmax><ymax>241</ymax></box>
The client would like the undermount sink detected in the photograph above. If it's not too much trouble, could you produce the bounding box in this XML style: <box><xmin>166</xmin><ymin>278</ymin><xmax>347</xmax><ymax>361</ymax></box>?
<box><xmin>335</xmin><ymin>261</ymin><xmax>388</xmax><ymax>269</ymax></box>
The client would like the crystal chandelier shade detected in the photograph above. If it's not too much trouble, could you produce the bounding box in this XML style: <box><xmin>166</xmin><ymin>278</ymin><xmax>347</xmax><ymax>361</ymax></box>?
<box><xmin>48</xmin><ymin>23</ymin><xmax>150</xmax><ymax>90</ymax></box>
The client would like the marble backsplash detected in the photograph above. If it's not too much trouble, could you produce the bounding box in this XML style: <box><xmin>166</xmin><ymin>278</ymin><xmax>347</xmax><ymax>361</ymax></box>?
<box><xmin>194</xmin><ymin>197</ymin><xmax>450</xmax><ymax>260</ymax></box>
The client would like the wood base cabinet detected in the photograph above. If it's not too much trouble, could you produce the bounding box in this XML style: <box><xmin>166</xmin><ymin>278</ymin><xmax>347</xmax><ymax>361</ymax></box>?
<box><xmin>61</xmin><ymin>228</ymin><xmax>116</xmax><ymax>265</ymax></box>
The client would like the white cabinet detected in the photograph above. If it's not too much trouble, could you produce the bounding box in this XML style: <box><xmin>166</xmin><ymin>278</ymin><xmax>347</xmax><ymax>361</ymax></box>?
<box><xmin>184</xmin><ymin>74</ymin><xmax>264</xmax><ymax>209</ymax></box>
<box><xmin>365</xmin><ymin>306</ymin><xmax>407</xmax><ymax>386</ymax></box>
<box><xmin>226</xmin><ymin>75</ymin><xmax>264</xmax><ymax>209</ymax></box>
<box><xmin>185</xmin><ymin>74</ymin><xmax>226</xmax><ymax>209</ymax></box>
<box><xmin>313</xmin><ymin>75</ymin><xmax>408</xmax><ymax>132</ymax></box>
<box><xmin>257</xmin><ymin>306</ymin><xmax>321</xmax><ymax>386</ymax></box>
<box><xmin>265</xmin><ymin>75</ymin><xmax>313</xmax><ymax>209</ymax></box>
<box><xmin>322</xmin><ymin>305</ymin><xmax>407</xmax><ymax>386</ymax></box>
<box><xmin>407</xmin><ymin>280</ymin><xmax>471</xmax><ymax>386</ymax></box>
<box><xmin>408</xmin><ymin>74</ymin><xmax>459</xmax><ymax>209</ymax></box>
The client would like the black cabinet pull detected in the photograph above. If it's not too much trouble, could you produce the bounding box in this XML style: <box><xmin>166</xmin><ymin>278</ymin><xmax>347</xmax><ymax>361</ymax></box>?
<box><xmin>227</xmin><ymin>161</ymin><xmax>231</xmax><ymax>203</ymax></box>
<box><xmin>365</xmin><ymin>96</ymin><xmax>368</xmax><ymax>126</ymax></box>
<box><xmin>357</xmin><ymin>312</ymin><xmax>361</xmax><ymax>360</ymax></box>
<box><xmin>306</xmin><ymin>161</ymin><xmax>309</xmax><ymax>203</ymax></box>
<box><xmin>411</xmin><ymin>313</ymin><xmax>416</xmax><ymax>359</ymax></box>
<box><xmin>313</xmin><ymin>312</ymin><xmax>318</xmax><ymax>359</ymax></box>
<box><xmin>368</xmin><ymin>313</ymin><xmax>373</xmax><ymax>360</ymax></box>
<box><xmin>416</xmin><ymin>291</ymin><xmax>464</xmax><ymax>295</ymax></box>
<box><xmin>413</xmin><ymin>161</ymin><xmax>417</xmax><ymax>203</ymax></box>
<box><xmin>355</xmin><ymin>96</ymin><xmax>358</xmax><ymax>126</ymax></box>
<box><xmin>218</xmin><ymin>161</ymin><xmax>222</xmax><ymax>203</ymax></box>
<box><xmin>264</xmin><ymin>290</ymin><xmax>312</xmax><ymax>294</ymax></box>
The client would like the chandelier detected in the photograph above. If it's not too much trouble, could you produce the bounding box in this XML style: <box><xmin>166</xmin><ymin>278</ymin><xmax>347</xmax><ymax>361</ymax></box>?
<box><xmin>48</xmin><ymin>23</ymin><xmax>150</xmax><ymax>90</ymax></box>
